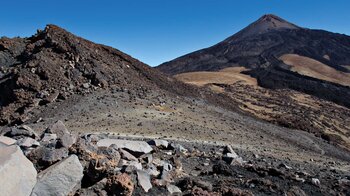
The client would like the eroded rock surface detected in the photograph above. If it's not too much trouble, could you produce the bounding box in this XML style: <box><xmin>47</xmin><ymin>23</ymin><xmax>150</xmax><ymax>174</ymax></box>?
<box><xmin>0</xmin><ymin>145</ymin><xmax>37</xmax><ymax>196</ymax></box>
<box><xmin>31</xmin><ymin>155</ymin><xmax>83</xmax><ymax>196</ymax></box>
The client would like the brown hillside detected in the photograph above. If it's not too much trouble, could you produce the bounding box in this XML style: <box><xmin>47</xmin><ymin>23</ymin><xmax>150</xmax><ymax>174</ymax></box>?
<box><xmin>280</xmin><ymin>54</ymin><xmax>350</xmax><ymax>87</ymax></box>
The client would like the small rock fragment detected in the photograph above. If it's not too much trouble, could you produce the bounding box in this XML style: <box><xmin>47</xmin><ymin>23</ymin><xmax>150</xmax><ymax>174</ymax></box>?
<box><xmin>41</xmin><ymin>133</ymin><xmax>57</xmax><ymax>143</ymax></box>
<box><xmin>311</xmin><ymin>178</ymin><xmax>320</xmax><ymax>186</ymax></box>
<box><xmin>191</xmin><ymin>187</ymin><xmax>211</xmax><ymax>196</ymax></box>
<box><xmin>76</xmin><ymin>178</ymin><xmax>108</xmax><ymax>196</ymax></box>
<box><xmin>279</xmin><ymin>163</ymin><xmax>292</xmax><ymax>170</ymax></box>
<box><xmin>142</xmin><ymin>154</ymin><xmax>153</xmax><ymax>164</ymax></box>
<box><xmin>17</xmin><ymin>137</ymin><xmax>40</xmax><ymax>148</ymax></box>
<box><xmin>222</xmin><ymin>187</ymin><xmax>254</xmax><ymax>196</ymax></box>
<box><xmin>137</xmin><ymin>170</ymin><xmax>152</xmax><ymax>192</ymax></box>
<box><xmin>4</xmin><ymin>126</ymin><xmax>38</xmax><ymax>139</ymax></box>
<box><xmin>224</xmin><ymin>145</ymin><xmax>236</xmax><ymax>154</ymax></box>
<box><xmin>145</xmin><ymin>164</ymin><xmax>160</xmax><ymax>177</ymax></box>
<box><xmin>286</xmin><ymin>186</ymin><xmax>307</xmax><ymax>196</ymax></box>
<box><xmin>222</xmin><ymin>152</ymin><xmax>243</xmax><ymax>165</ymax></box>
<box><xmin>41</xmin><ymin>91</ymin><xmax>59</xmax><ymax>104</ymax></box>
<box><xmin>163</xmin><ymin>162</ymin><xmax>173</xmax><ymax>172</ymax></box>
<box><xmin>148</xmin><ymin>139</ymin><xmax>169</xmax><ymax>149</ymax></box>
<box><xmin>45</xmin><ymin>120</ymin><xmax>76</xmax><ymax>148</ymax></box>
<box><xmin>82</xmin><ymin>83</ymin><xmax>90</xmax><ymax>89</ymax></box>
<box><xmin>121</xmin><ymin>160</ymin><xmax>143</xmax><ymax>172</ymax></box>
<box><xmin>97</xmin><ymin>139</ymin><xmax>153</xmax><ymax>156</ymax></box>
<box><xmin>170</xmin><ymin>143</ymin><xmax>187</xmax><ymax>153</ymax></box>
<box><xmin>119</xmin><ymin>148</ymin><xmax>138</xmax><ymax>161</ymax></box>
<box><xmin>167</xmin><ymin>184</ymin><xmax>182</xmax><ymax>195</ymax></box>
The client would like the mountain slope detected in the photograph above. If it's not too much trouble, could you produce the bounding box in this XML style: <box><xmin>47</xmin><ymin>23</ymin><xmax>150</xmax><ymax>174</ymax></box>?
<box><xmin>157</xmin><ymin>15</ymin><xmax>350</xmax><ymax>149</ymax></box>
<box><xmin>158</xmin><ymin>14</ymin><xmax>350</xmax><ymax>74</ymax></box>
<box><xmin>157</xmin><ymin>14</ymin><xmax>350</xmax><ymax>107</ymax></box>
<box><xmin>0</xmin><ymin>25</ymin><xmax>234</xmax><ymax>125</ymax></box>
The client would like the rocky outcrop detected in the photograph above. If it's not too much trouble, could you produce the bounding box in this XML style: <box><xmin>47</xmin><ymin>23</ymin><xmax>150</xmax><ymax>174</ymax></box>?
<box><xmin>0</xmin><ymin>145</ymin><xmax>37</xmax><ymax>196</ymax></box>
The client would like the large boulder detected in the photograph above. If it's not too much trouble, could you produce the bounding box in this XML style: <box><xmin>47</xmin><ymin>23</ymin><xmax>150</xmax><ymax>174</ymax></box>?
<box><xmin>31</xmin><ymin>155</ymin><xmax>84</xmax><ymax>196</ymax></box>
<box><xmin>97</xmin><ymin>139</ymin><xmax>153</xmax><ymax>156</ymax></box>
<box><xmin>0</xmin><ymin>145</ymin><xmax>37</xmax><ymax>196</ymax></box>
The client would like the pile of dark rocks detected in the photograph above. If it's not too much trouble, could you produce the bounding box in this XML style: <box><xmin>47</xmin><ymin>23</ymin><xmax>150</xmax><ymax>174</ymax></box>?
<box><xmin>1</xmin><ymin>121</ymin><xmax>349</xmax><ymax>196</ymax></box>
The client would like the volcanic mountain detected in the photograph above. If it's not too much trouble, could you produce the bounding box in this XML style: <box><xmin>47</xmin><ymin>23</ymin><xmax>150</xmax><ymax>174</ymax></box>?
<box><xmin>157</xmin><ymin>14</ymin><xmax>350</xmax><ymax>108</ymax></box>
<box><xmin>157</xmin><ymin>14</ymin><xmax>350</xmax><ymax>149</ymax></box>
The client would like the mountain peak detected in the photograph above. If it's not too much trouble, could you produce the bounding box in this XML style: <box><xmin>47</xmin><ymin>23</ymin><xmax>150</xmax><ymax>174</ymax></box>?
<box><xmin>231</xmin><ymin>14</ymin><xmax>300</xmax><ymax>40</ymax></box>
<box><xmin>256</xmin><ymin>14</ymin><xmax>298</xmax><ymax>28</ymax></box>
<box><xmin>42</xmin><ymin>24</ymin><xmax>71</xmax><ymax>37</ymax></box>
<box><xmin>259</xmin><ymin>14</ymin><xmax>284</xmax><ymax>21</ymax></box>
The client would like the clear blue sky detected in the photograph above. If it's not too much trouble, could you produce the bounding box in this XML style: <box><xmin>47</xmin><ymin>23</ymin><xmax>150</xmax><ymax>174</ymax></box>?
<box><xmin>1</xmin><ymin>0</ymin><xmax>349</xmax><ymax>66</ymax></box>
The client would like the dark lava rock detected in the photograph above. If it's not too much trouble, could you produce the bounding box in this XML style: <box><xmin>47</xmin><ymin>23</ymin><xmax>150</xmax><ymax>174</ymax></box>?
<box><xmin>75</xmin><ymin>178</ymin><xmax>108</xmax><ymax>196</ymax></box>
<box><xmin>105</xmin><ymin>173</ymin><xmax>134</xmax><ymax>196</ymax></box>
<box><xmin>213</xmin><ymin>161</ymin><xmax>237</xmax><ymax>176</ymax></box>
<box><xmin>177</xmin><ymin>178</ymin><xmax>213</xmax><ymax>192</ymax></box>
<box><xmin>83</xmin><ymin>146</ymin><xmax>121</xmax><ymax>187</ymax></box>
<box><xmin>286</xmin><ymin>186</ymin><xmax>307</xmax><ymax>196</ymax></box>
<box><xmin>189</xmin><ymin>187</ymin><xmax>212</xmax><ymax>196</ymax></box>
<box><xmin>221</xmin><ymin>187</ymin><xmax>254</xmax><ymax>196</ymax></box>
<box><xmin>3</xmin><ymin>125</ymin><xmax>38</xmax><ymax>139</ymax></box>
<box><xmin>27</xmin><ymin>146</ymin><xmax>69</xmax><ymax>170</ymax></box>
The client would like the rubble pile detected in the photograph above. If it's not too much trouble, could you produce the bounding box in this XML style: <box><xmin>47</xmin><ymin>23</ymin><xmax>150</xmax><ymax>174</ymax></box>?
<box><xmin>0</xmin><ymin>121</ymin><xmax>349</xmax><ymax>195</ymax></box>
